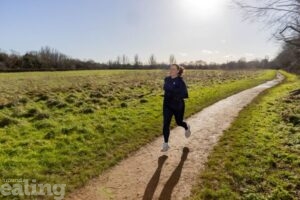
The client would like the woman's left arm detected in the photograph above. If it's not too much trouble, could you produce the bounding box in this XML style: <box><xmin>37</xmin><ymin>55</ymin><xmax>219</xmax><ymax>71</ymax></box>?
<box><xmin>181</xmin><ymin>80</ymin><xmax>188</xmax><ymax>99</ymax></box>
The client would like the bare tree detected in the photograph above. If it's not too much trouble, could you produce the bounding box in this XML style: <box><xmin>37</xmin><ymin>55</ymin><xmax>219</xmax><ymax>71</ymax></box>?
<box><xmin>169</xmin><ymin>54</ymin><xmax>176</xmax><ymax>64</ymax></box>
<box><xmin>148</xmin><ymin>54</ymin><xmax>157</xmax><ymax>66</ymax></box>
<box><xmin>234</xmin><ymin>0</ymin><xmax>300</xmax><ymax>46</ymax></box>
<box><xmin>122</xmin><ymin>54</ymin><xmax>129</xmax><ymax>65</ymax></box>
<box><xmin>115</xmin><ymin>56</ymin><xmax>121</xmax><ymax>65</ymax></box>
<box><xmin>134</xmin><ymin>54</ymin><xmax>141</xmax><ymax>66</ymax></box>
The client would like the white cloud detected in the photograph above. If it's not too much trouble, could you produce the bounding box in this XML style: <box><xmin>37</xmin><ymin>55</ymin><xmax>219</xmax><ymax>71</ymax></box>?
<box><xmin>220</xmin><ymin>39</ymin><xmax>227</xmax><ymax>44</ymax></box>
<box><xmin>201</xmin><ymin>49</ymin><xmax>219</xmax><ymax>54</ymax></box>
<box><xmin>244</xmin><ymin>53</ymin><xmax>254</xmax><ymax>57</ymax></box>
<box><xmin>224</xmin><ymin>54</ymin><xmax>236</xmax><ymax>60</ymax></box>
<box><xmin>179</xmin><ymin>52</ymin><xmax>188</xmax><ymax>57</ymax></box>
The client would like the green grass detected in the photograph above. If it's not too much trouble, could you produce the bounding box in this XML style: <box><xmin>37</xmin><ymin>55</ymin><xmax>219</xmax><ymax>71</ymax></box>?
<box><xmin>0</xmin><ymin>69</ymin><xmax>276</xmax><ymax>198</ymax></box>
<box><xmin>190</xmin><ymin>71</ymin><xmax>300</xmax><ymax>200</ymax></box>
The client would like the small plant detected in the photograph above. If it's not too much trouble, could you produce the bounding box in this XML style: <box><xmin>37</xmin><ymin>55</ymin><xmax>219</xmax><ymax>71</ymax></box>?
<box><xmin>90</xmin><ymin>91</ymin><xmax>103</xmax><ymax>98</ymax></box>
<box><xmin>23</xmin><ymin>108</ymin><xmax>39</xmax><ymax>117</ymax></box>
<box><xmin>65</xmin><ymin>94</ymin><xmax>77</xmax><ymax>103</ymax></box>
<box><xmin>19</xmin><ymin>97</ymin><xmax>28</xmax><ymax>104</ymax></box>
<box><xmin>140</xmin><ymin>99</ymin><xmax>148</xmax><ymax>103</ymax></box>
<box><xmin>0</xmin><ymin>116</ymin><xmax>18</xmax><ymax>127</ymax></box>
<box><xmin>36</xmin><ymin>93</ymin><xmax>49</xmax><ymax>101</ymax></box>
<box><xmin>34</xmin><ymin>112</ymin><xmax>50</xmax><ymax>120</ymax></box>
<box><xmin>120</xmin><ymin>102</ymin><xmax>128</xmax><ymax>108</ymax></box>
<box><xmin>95</xmin><ymin>124</ymin><xmax>105</xmax><ymax>133</ymax></box>
<box><xmin>80</xmin><ymin>107</ymin><xmax>95</xmax><ymax>114</ymax></box>
<box><xmin>46</xmin><ymin>98</ymin><xmax>61</xmax><ymax>108</ymax></box>
<box><xmin>44</xmin><ymin>131</ymin><xmax>56</xmax><ymax>139</ymax></box>
<box><xmin>75</xmin><ymin>100</ymin><xmax>84</xmax><ymax>107</ymax></box>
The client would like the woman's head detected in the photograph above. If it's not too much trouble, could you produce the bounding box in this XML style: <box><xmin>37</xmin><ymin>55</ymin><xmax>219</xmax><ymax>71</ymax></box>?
<box><xmin>169</xmin><ymin>64</ymin><xmax>185</xmax><ymax>77</ymax></box>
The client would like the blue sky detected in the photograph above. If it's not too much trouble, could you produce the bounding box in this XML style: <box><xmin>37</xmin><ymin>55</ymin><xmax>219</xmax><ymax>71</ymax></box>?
<box><xmin>0</xmin><ymin>0</ymin><xmax>281</xmax><ymax>64</ymax></box>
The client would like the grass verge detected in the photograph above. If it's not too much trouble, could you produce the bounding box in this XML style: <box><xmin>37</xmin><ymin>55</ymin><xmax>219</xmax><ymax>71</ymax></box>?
<box><xmin>190</xmin><ymin>70</ymin><xmax>300</xmax><ymax>200</ymax></box>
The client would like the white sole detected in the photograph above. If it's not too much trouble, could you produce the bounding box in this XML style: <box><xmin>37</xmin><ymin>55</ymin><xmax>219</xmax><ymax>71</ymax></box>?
<box><xmin>185</xmin><ymin>125</ymin><xmax>191</xmax><ymax>138</ymax></box>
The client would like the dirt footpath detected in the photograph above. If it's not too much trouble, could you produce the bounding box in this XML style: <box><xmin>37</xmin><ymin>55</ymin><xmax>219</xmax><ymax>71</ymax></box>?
<box><xmin>66</xmin><ymin>73</ymin><xmax>284</xmax><ymax>200</ymax></box>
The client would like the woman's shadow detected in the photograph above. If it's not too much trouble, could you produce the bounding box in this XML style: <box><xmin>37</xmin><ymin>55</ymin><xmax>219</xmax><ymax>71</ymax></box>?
<box><xmin>142</xmin><ymin>147</ymin><xmax>190</xmax><ymax>200</ymax></box>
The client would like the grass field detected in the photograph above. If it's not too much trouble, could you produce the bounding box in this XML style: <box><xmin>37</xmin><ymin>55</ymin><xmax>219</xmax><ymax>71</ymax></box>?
<box><xmin>190</xmin><ymin>71</ymin><xmax>300</xmax><ymax>200</ymax></box>
<box><xmin>0</xmin><ymin>69</ymin><xmax>276</xmax><ymax>197</ymax></box>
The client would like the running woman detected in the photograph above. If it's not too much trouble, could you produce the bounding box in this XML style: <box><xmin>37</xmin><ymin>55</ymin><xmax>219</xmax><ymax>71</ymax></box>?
<box><xmin>161</xmin><ymin>64</ymin><xmax>191</xmax><ymax>152</ymax></box>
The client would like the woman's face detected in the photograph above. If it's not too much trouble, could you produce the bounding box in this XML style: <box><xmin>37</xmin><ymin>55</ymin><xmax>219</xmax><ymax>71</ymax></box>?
<box><xmin>169</xmin><ymin>65</ymin><xmax>179</xmax><ymax>77</ymax></box>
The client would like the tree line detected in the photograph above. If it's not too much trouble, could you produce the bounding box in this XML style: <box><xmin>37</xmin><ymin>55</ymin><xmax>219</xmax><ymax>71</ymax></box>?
<box><xmin>0</xmin><ymin>46</ymin><xmax>274</xmax><ymax>72</ymax></box>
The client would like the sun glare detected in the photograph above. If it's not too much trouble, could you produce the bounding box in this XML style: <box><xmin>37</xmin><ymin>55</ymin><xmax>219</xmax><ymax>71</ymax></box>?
<box><xmin>180</xmin><ymin>0</ymin><xmax>226</xmax><ymax>19</ymax></box>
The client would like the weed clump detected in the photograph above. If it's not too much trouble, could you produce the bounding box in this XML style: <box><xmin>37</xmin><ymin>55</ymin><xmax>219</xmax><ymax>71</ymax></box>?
<box><xmin>46</xmin><ymin>99</ymin><xmax>61</xmax><ymax>107</ymax></box>
<box><xmin>46</xmin><ymin>99</ymin><xmax>67</xmax><ymax>108</ymax></box>
<box><xmin>44</xmin><ymin>131</ymin><xmax>55</xmax><ymax>139</ymax></box>
<box><xmin>120</xmin><ymin>102</ymin><xmax>128</xmax><ymax>108</ymax></box>
<box><xmin>281</xmin><ymin>89</ymin><xmax>300</xmax><ymax>126</ymax></box>
<box><xmin>140</xmin><ymin>99</ymin><xmax>148</xmax><ymax>103</ymax></box>
<box><xmin>90</xmin><ymin>91</ymin><xmax>103</xmax><ymax>98</ymax></box>
<box><xmin>36</xmin><ymin>93</ymin><xmax>49</xmax><ymax>101</ymax></box>
<box><xmin>0</xmin><ymin>116</ymin><xmax>18</xmax><ymax>127</ymax></box>
<box><xmin>65</xmin><ymin>94</ymin><xmax>77</xmax><ymax>103</ymax></box>
<box><xmin>19</xmin><ymin>97</ymin><xmax>28</xmax><ymax>104</ymax></box>
<box><xmin>80</xmin><ymin>107</ymin><xmax>94</xmax><ymax>114</ymax></box>
<box><xmin>34</xmin><ymin>112</ymin><xmax>50</xmax><ymax>120</ymax></box>
<box><xmin>95</xmin><ymin>124</ymin><xmax>105</xmax><ymax>133</ymax></box>
<box><xmin>23</xmin><ymin>108</ymin><xmax>39</xmax><ymax>117</ymax></box>
<box><xmin>0</xmin><ymin>102</ymin><xmax>13</xmax><ymax>109</ymax></box>
<box><xmin>75</xmin><ymin>101</ymin><xmax>84</xmax><ymax>107</ymax></box>
<box><xmin>22</xmin><ymin>108</ymin><xmax>49</xmax><ymax>120</ymax></box>
<box><xmin>107</xmin><ymin>96</ymin><xmax>116</xmax><ymax>102</ymax></box>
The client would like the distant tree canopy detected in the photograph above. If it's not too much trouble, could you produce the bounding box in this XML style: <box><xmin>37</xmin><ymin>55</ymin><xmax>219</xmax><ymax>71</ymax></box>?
<box><xmin>0</xmin><ymin>46</ymin><xmax>275</xmax><ymax>72</ymax></box>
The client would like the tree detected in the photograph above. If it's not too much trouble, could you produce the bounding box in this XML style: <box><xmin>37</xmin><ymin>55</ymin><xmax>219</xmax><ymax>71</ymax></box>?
<box><xmin>115</xmin><ymin>56</ymin><xmax>121</xmax><ymax>65</ymax></box>
<box><xmin>38</xmin><ymin>46</ymin><xmax>68</xmax><ymax>69</ymax></box>
<box><xmin>134</xmin><ymin>54</ymin><xmax>141</xmax><ymax>66</ymax></box>
<box><xmin>169</xmin><ymin>54</ymin><xmax>176</xmax><ymax>64</ymax></box>
<box><xmin>234</xmin><ymin>0</ymin><xmax>300</xmax><ymax>47</ymax></box>
<box><xmin>148</xmin><ymin>54</ymin><xmax>157</xmax><ymax>66</ymax></box>
<box><xmin>235</xmin><ymin>0</ymin><xmax>300</xmax><ymax>72</ymax></box>
<box><xmin>22</xmin><ymin>53</ymin><xmax>41</xmax><ymax>69</ymax></box>
<box><xmin>122</xmin><ymin>54</ymin><xmax>129</xmax><ymax>65</ymax></box>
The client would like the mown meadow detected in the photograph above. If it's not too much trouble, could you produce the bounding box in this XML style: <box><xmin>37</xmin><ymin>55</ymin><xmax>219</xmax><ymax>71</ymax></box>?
<box><xmin>190</xmin><ymin>71</ymin><xmax>300</xmax><ymax>199</ymax></box>
<box><xmin>0</xmin><ymin>69</ymin><xmax>276</xmax><ymax>198</ymax></box>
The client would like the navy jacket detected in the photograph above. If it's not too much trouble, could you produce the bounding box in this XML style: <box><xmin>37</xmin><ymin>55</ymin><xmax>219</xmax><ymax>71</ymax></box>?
<box><xmin>163</xmin><ymin>76</ymin><xmax>188</xmax><ymax>110</ymax></box>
